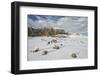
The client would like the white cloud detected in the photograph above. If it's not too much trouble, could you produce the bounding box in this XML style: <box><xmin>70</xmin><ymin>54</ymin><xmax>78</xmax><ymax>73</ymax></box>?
<box><xmin>28</xmin><ymin>16</ymin><xmax>88</xmax><ymax>35</ymax></box>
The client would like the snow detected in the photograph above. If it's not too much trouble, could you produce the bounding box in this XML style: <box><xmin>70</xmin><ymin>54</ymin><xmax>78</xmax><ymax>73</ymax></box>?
<box><xmin>27</xmin><ymin>34</ymin><xmax>88</xmax><ymax>61</ymax></box>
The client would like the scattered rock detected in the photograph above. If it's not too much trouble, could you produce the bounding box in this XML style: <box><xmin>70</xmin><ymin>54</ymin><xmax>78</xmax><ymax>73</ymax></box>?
<box><xmin>42</xmin><ymin>51</ymin><xmax>48</xmax><ymax>55</ymax></box>
<box><xmin>33</xmin><ymin>48</ymin><xmax>40</xmax><ymax>53</ymax></box>
<box><xmin>71</xmin><ymin>53</ymin><xmax>77</xmax><ymax>58</ymax></box>
<box><xmin>47</xmin><ymin>42</ymin><xmax>50</xmax><ymax>44</ymax></box>
<box><xmin>60</xmin><ymin>44</ymin><xmax>63</xmax><ymax>46</ymax></box>
<box><xmin>53</xmin><ymin>45</ymin><xmax>60</xmax><ymax>49</ymax></box>
<box><xmin>51</xmin><ymin>39</ymin><xmax>57</xmax><ymax>43</ymax></box>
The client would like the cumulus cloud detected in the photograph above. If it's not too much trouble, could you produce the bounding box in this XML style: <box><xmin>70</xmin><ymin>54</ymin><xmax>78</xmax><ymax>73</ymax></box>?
<box><xmin>28</xmin><ymin>15</ymin><xmax>88</xmax><ymax>35</ymax></box>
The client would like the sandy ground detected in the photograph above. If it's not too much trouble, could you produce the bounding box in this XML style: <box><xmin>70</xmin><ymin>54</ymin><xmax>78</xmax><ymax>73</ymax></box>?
<box><xmin>27</xmin><ymin>35</ymin><xmax>88</xmax><ymax>61</ymax></box>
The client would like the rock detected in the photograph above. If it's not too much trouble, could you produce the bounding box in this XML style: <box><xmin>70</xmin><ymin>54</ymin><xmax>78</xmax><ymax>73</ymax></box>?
<box><xmin>71</xmin><ymin>53</ymin><xmax>77</xmax><ymax>58</ymax></box>
<box><xmin>42</xmin><ymin>51</ymin><xmax>48</xmax><ymax>55</ymax></box>
<box><xmin>53</xmin><ymin>45</ymin><xmax>60</xmax><ymax>49</ymax></box>
<box><xmin>33</xmin><ymin>48</ymin><xmax>40</xmax><ymax>53</ymax></box>
<box><xmin>60</xmin><ymin>44</ymin><xmax>63</xmax><ymax>46</ymax></box>
<box><xmin>47</xmin><ymin>42</ymin><xmax>50</xmax><ymax>44</ymax></box>
<box><xmin>51</xmin><ymin>39</ymin><xmax>57</xmax><ymax>43</ymax></box>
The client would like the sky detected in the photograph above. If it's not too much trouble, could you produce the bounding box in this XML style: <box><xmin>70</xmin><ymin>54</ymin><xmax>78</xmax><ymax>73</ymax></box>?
<box><xmin>28</xmin><ymin>15</ymin><xmax>88</xmax><ymax>35</ymax></box>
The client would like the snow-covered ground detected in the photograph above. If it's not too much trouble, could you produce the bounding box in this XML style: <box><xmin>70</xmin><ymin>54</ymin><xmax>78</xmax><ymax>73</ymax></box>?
<box><xmin>27</xmin><ymin>34</ymin><xmax>88</xmax><ymax>61</ymax></box>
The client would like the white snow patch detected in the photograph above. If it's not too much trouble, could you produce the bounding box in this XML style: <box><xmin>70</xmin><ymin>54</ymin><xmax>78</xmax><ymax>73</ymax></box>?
<box><xmin>27</xmin><ymin>35</ymin><xmax>88</xmax><ymax>61</ymax></box>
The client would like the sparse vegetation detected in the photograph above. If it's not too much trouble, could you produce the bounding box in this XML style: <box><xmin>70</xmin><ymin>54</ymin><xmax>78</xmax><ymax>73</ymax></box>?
<box><xmin>28</xmin><ymin>27</ymin><xmax>65</xmax><ymax>37</ymax></box>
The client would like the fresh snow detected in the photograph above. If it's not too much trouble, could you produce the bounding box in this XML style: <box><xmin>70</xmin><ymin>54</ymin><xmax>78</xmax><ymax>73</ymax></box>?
<box><xmin>27</xmin><ymin>34</ymin><xmax>88</xmax><ymax>61</ymax></box>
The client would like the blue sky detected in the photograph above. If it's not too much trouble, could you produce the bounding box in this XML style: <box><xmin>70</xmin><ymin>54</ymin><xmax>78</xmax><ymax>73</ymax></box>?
<box><xmin>28</xmin><ymin>15</ymin><xmax>88</xmax><ymax>34</ymax></box>
<box><xmin>28</xmin><ymin>15</ymin><xmax>65</xmax><ymax>21</ymax></box>
<box><xmin>28</xmin><ymin>15</ymin><xmax>81</xmax><ymax>21</ymax></box>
